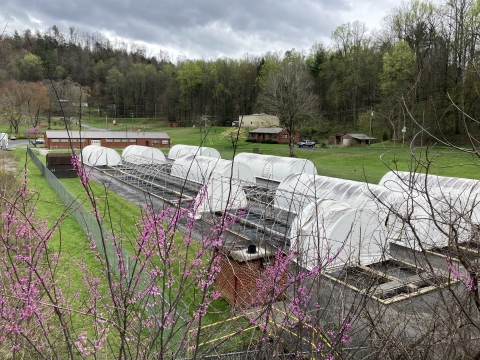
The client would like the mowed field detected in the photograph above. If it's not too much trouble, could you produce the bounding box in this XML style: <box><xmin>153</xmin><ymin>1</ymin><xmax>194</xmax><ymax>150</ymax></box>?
<box><xmin>111</xmin><ymin>121</ymin><xmax>480</xmax><ymax>184</ymax></box>
<box><xmin>5</xmin><ymin>114</ymin><xmax>480</xmax><ymax>184</ymax></box>
<box><xmin>70</xmin><ymin>115</ymin><xmax>480</xmax><ymax>183</ymax></box>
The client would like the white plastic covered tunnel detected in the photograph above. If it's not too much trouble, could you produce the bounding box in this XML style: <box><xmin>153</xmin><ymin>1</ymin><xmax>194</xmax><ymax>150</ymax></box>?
<box><xmin>168</xmin><ymin>144</ymin><xmax>221</xmax><ymax>160</ymax></box>
<box><xmin>384</xmin><ymin>186</ymin><xmax>477</xmax><ymax>250</ymax></box>
<box><xmin>122</xmin><ymin>145</ymin><xmax>166</xmax><ymax>164</ymax></box>
<box><xmin>234</xmin><ymin>153</ymin><xmax>317</xmax><ymax>182</ymax></box>
<box><xmin>379</xmin><ymin>171</ymin><xmax>480</xmax><ymax>248</ymax></box>
<box><xmin>171</xmin><ymin>155</ymin><xmax>256</xmax><ymax>184</ymax></box>
<box><xmin>81</xmin><ymin>145</ymin><xmax>121</xmax><ymax>166</ymax></box>
<box><xmin>275</xmin><ymin>173</ymin><xmax>392</xmax><ymax>215</ymax></box>
<box><xmin>276</xmin><ymin>172</ymin><xmax>477</xmax><ymax>252</ymax></box>
<box><xmin>289</xmin><ymin>199</ymin><xmax>388</xmax><ymax>272</ymax></box>
<box><xmin>379</xmin><ymin>171</ymin><xmax>480</xmax><ymax>196</ymax></box>
<box><xmin>193</xmin><ymin>178</ymin><xmax>248</xmax><ymax>218</ymax></box>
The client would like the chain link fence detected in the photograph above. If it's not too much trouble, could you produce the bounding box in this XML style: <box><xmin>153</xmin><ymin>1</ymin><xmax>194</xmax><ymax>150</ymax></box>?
<box><xmin>27</xmin><ymin>148</ymin><xmax>196</xmax><ymax>353</ymax></box>
<box><xmin>28</xmin><ymin>148</ymin><xmax>129</xmax><ymax>274</ymax></box>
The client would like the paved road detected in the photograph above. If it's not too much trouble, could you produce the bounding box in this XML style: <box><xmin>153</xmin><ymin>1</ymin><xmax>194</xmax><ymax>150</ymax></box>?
<box><xmin>74</xmin><ymin>121</ymin><xmax>110</xmax><ymax>131</ymax></box>
<box><xmin>8</xmin><ymin>139</ymin><xmax>33</xmax><ymax>149</ymax></box>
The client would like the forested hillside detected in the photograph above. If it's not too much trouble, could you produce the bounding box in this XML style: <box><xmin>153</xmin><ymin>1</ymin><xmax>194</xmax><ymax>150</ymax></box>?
<box><xmin>1</xmin><ymin>0</ymin><xmax>480</xmax><ymax>140</ymax></box>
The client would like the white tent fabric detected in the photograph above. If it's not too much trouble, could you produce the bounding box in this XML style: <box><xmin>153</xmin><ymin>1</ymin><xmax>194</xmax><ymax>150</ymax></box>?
<box><xmin>234</xmin><ymin>153</ymin><xmax>317</xmax><ymax>182</ymax></box>
<box><xmin>276</xmin><ymin>173</ymin><xmax>476</xmax><ymax>252</ymax></box>
<box><xmin>193</xmin><ymin>178</ymin><xmax>248</xmax><ymax>219</ymax></box>
<box><xmin>81</xmin><ymin>145</ymin><xmax>121</xmax><ymax>166</ymax></box>
<box><xmin>289</xmin><ymin>199</ymin><xmax>387</xmax><ymax>272</ymax></box>
<box><xmin>379</xmin><ymin>171</ymin><xmax>480</xmax><ymax>237</ymax></box>
<box><xmin>379</xmin><ymin>171</ymin><xmax>480</xmax><ymax>196</ymax></box>
<box><xmin>122</xmin><ymin>145</ymin><xmax>166</xmax><ymax>164</ymax></box>
<box><xmin>385</xmin><ymin>187</ymin><xmax>476</xmax><ymax>250</ymax></box>
<box><xmin>275</xmin><ymin>173</ymin><xmax>392</xmax><ymax>215</ymax></box>
<box><xmin>171</xmin><ymin>155</ymin><xmax>256</xmax><ymax>184</ymax></box>
<box><xmin>0</xmin><ymin>133</ymin><xmax>8</xmax><ymax>149</ymax></box>
<box><xmin>168</xmin><ymin>145</ymin><xmax>221</xmax><ymax>160</ymax></box>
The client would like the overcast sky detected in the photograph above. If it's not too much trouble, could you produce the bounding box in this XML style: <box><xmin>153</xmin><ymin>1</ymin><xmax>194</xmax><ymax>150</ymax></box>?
<box><xmin>2</xmin><ymin>0</ymin><xmax>399</xmax><ymax>62</ymax></box>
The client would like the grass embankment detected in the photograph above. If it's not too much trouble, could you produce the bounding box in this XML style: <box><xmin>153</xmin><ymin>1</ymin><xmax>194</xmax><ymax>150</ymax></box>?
<box><xmin>24</xmin><ymin>149</ymin><xmax>244</xmax><ymax>352</ymax></box>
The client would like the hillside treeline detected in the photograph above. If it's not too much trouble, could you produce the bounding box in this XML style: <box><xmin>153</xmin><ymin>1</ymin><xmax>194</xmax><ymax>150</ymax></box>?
<box><xmin>1</xmin><ymin>0</ymin><xmax>480</xmax><ymax>139</ymax></box>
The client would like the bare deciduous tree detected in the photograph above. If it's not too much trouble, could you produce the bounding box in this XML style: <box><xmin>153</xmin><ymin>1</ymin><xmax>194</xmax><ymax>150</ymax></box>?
<box><xmin>257</xmin><ymin>60</ymin><xmax>318</xmax><ymax>157</ymax></box>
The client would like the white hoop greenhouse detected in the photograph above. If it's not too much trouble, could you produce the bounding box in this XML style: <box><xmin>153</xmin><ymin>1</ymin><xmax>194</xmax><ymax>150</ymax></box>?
<box><xmin>379</xmin><ymin>171</ymin><xmax>480</xmax><ymax>195</ymax></box>
<box><xmin>289</xmin><ymin>199</ymin><xmax>387</xmax><ymax>271</ymax></box>
<box><xmin>171</xmin><ymin>155</ymin><xmax>256</xmax><ymax>184</ymax></box>
<box><xmin>234</xmin><ymin>153</ymin><xmax>317</xmax><ymax>182</ymax></box>
<box><xmin>81</xmin><ymin>145</ymin><xmax>121</xmax><ymax>166</ymax></box>
<box><xmin>122</xmin><ymin>145</ymin><xmax>166</xmax><ymax>164</ymax></box>
<box><xmin>275</xmin><ymin>173</ymin><xmax>392</xmax><ymax>215</ymax></box>
<box><xmin>168</xmin><ymin>144</ymin><xmax>221</xmax><ymax>160</ymax></box>
<box><xmin>384</xmin><ymin>186</ymin><xmax>477</xmax><ymax>250</ymax></box>
<box><xmin>193</xmin><ymin>178</ymin><xmax>248</xmax><ymax>218</ymax></box>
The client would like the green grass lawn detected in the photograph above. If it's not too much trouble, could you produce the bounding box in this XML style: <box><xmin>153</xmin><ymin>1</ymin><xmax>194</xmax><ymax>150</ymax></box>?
<box><xmin>150</xmin><ymin>125</ymin><xmax>480</xmax><ymax>183</ymax></box>
<box><xmin>20</xmin><ymin>115</ymin><xmax>478</xmax><ymax>183</ymax></box>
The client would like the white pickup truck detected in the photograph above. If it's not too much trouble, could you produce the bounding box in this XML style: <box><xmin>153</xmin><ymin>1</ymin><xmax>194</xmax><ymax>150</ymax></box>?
<box><xmin>297</xmin><ymin>140</ymin><xmax>316</xmax><ymax>148</ymax></box>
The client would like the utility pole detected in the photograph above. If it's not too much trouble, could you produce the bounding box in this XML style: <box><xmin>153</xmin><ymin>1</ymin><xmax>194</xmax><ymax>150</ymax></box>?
<box><xmin>369</xmin><ymin>107</ymin><xmax>373</xmax><ymax>146</ymax></box>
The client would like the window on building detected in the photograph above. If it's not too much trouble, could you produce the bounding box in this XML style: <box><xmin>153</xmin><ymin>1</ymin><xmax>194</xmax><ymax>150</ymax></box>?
<box><xmin>52</xmin><ymin>139</ymin><xmax>60</xmax><ymax>143</ymax></box>
<box><xmin>129</xmin><ymin>139</ymin><xmax>136</xmax><ymax>142</ymax></box>
<box><xmin>106</xmin><ymin>138</ymin><xmax>113</xmax><ymax>142</ymax></box>
<box><xmin>162</xmin><ymin>140</ymin><xmax>169</xmax><ymax>144</ymax></box>
<box><xmin>122</xmin><ymin>139</ymin><xmax>128</xmax><ymax>142</ymax></box>
<box><xmin>61</xmin><ymin>139</ymin><xmax>69</xmax><ymax>142</ymax></box>
<box><xmin>283</xmin><ymin>134</ymin><xmax>288</xmax><ymax>139</ymax></box>
<box><xmin>114</xmin><ymin>139</ymin><xmax>121</xmax><ymax>142</ymax></box>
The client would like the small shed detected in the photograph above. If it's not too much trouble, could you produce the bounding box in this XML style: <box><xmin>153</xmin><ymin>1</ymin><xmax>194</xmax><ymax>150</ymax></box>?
<box><xmin>341</xmin><ymin>134</ymin><xmax>376</xmax><ymax>146</ymax></box>
<box><xmin>46</xmin><ymin>153</ymin><xmax>77</xmax><ymax>178</ymax></box>
<box><xmin>171</xmin><ymin>155</ymin><xmax>256</xmax><ymax>184</ymax></box>
<box><xmin>122</xmin><ymin>145</ymin><xmax>166</xmax><ymax>164</ymax></box>
<box><xmin>168</xmin><ymin>144</ymin><xmax>221</xmax><ymax>160</ymax></box>
<box><xmin>234</xmin><ymin>153</ymin><xmax>317</xmax><ymax>183</ymax></box>
<box><xmin>248</xmin><ymin>127</ymin><xmax>299</xmax><ymax>144</ymax></box>
<box><xmin>81</xmin><ymin>145</ymin><xmax>121</xmax><ymax>166</ymax></box>
<box><xmin>328</xmin><ymin>134</ymin><xmax>343</xmax><ymax>145</ymax></box>
<box><xmin>289</xmin><ymin>198</ymin><xmax>388</xmax><ymax>271</ymax></box>
<box><xmin>214</xmin><ymin>245</ymin><xmax>286</xmax><ymax>309</ymax></box>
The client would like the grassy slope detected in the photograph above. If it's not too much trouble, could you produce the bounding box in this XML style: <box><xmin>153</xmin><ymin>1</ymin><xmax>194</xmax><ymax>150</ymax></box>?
<box><xmin>26</xmin><ymin>148</ymin><xmax>237</xmax><ymax>349</ymax></box>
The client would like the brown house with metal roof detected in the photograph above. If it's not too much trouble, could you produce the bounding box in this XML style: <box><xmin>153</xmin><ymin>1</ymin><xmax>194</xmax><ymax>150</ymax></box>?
<box><xmin>44</xmin><ymin>130</ymin><xmax>170</xmax><ymax>149</ymax></box>
<box><xmin>340</xmin><ymin>133</ymin><xmax>376</xmax><ymax>146</ymax></box>
<box><xmin>248</xmin><ymin>127</ymin><xmax>299</xmax><ymax>144</ymax></box>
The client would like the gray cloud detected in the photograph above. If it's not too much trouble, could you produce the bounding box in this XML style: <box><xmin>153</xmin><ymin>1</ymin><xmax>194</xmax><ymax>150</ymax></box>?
<box><xmin>1</xmin><ymin>0</ymin><xmax>398</xmax><ymax>61</ymax></box>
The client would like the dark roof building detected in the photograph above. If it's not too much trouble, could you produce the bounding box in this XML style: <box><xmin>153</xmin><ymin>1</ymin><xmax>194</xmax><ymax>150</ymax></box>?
<box><xmin>341</xmin><ymin>133</ymin><xmax>377</xmax><ymax>146</ymax></box>
<box><xmin>248</xmin><ymin>127</ymin><xmax>300</xmax><ymax>144</ymax></box>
